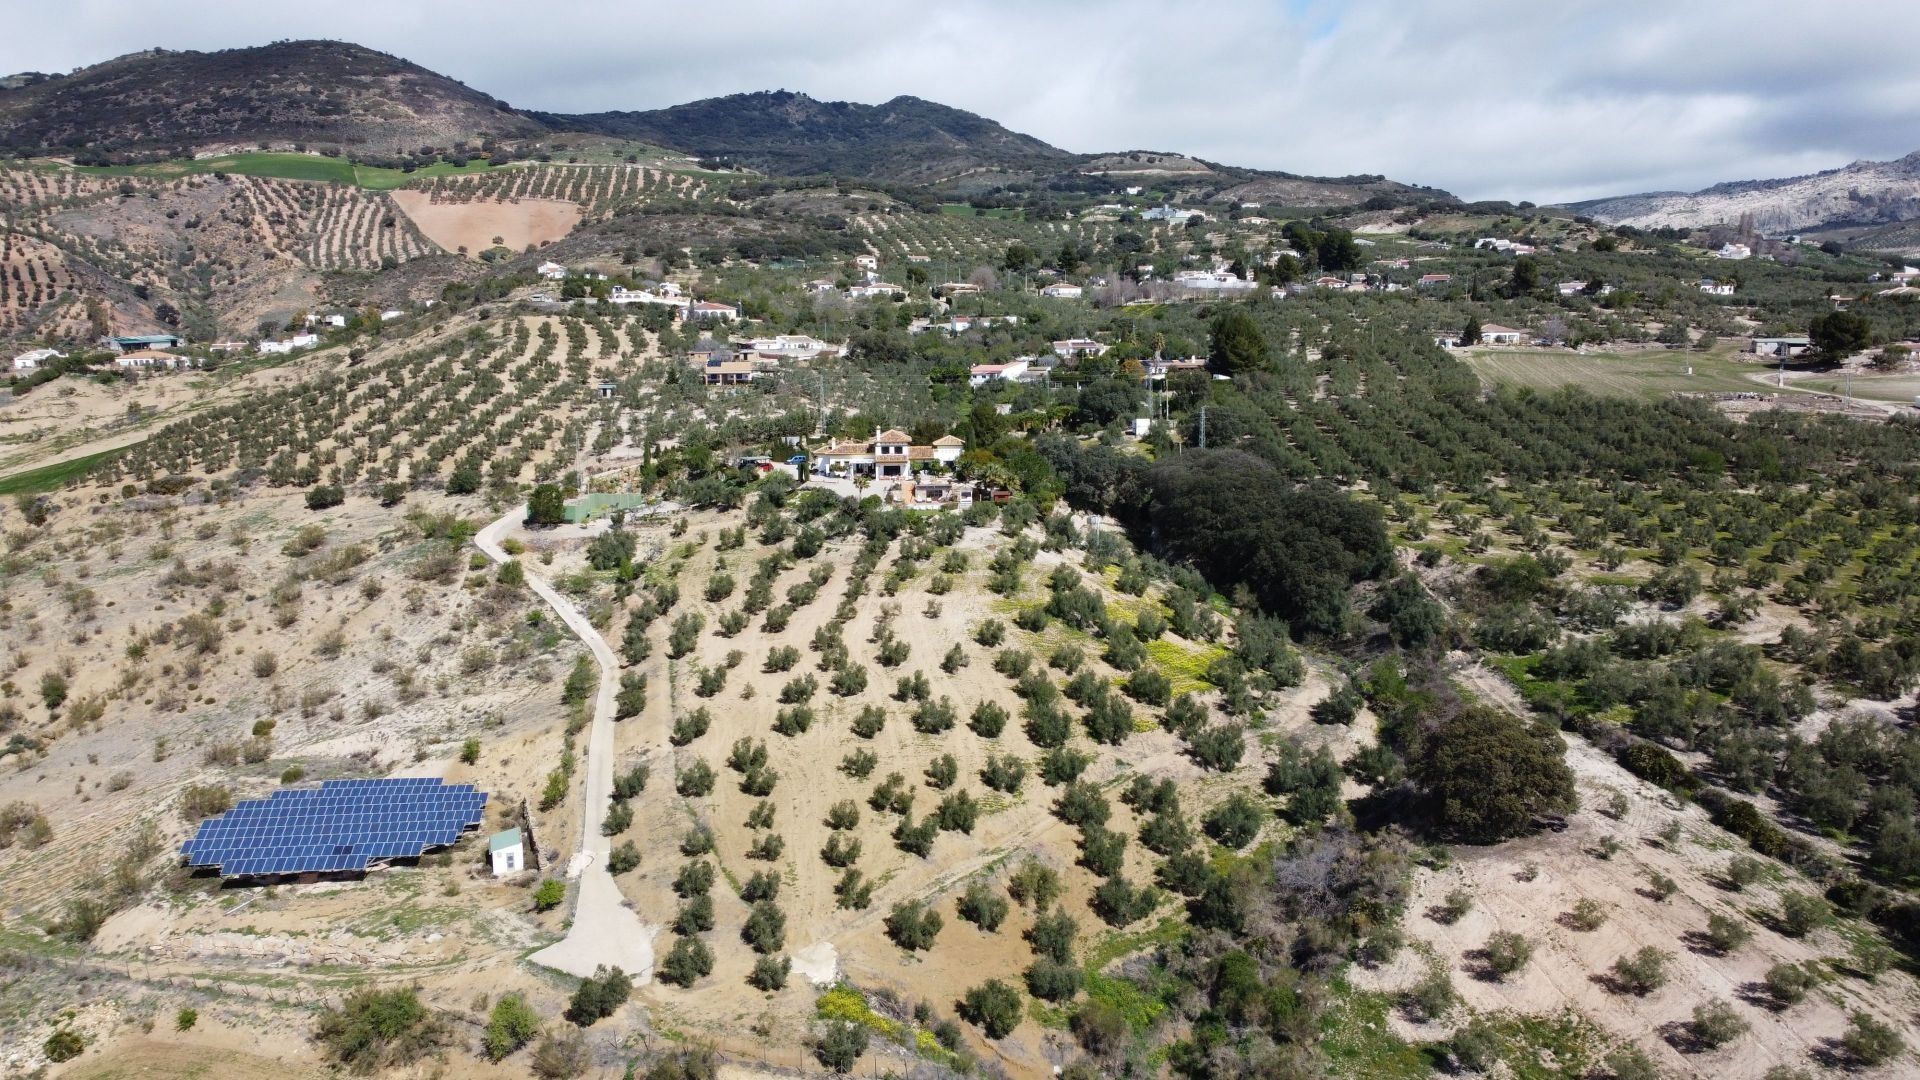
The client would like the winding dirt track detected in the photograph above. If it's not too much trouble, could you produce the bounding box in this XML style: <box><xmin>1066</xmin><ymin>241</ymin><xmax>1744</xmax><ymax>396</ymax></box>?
<box><xmin>476</xmin><ymin>504</ymin><xmax>658</xmax><ymax>982</ymax></box>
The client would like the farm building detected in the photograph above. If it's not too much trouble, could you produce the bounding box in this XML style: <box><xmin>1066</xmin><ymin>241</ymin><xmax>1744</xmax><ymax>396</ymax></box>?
<box><xmin>12</xmin><ymin>347</ymin><xmax>62</xmax><ymax>371</ymax></box>
<box><xmin>488</xmin><ymin>829</ymin><xmax>524</xmax><ymax>876</ymax></box>
<box><xmin>1479</xmin><ymin>324</ymin><xmax>1528</xmax><ymax>345</ymax></box>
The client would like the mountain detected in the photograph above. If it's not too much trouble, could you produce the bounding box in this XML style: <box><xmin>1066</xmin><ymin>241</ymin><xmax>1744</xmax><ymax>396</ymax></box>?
<box><xmin>544</xmin><ymin>90</ymin><xmax>1076</xmax><ymax>184</ymax></box>
<box><xmin>1569</xmin><ymin>151</ymin><xmax>1920</xmax><ymax>237</ymax></box>
<box><xmin>0</xmin><ymin>41</ymin><xmax>544</xmax><ymax>155</ymax></box>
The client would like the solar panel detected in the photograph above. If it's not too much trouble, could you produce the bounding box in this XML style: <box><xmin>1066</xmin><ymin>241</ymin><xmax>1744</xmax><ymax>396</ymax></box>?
<box><xmin>181</xmin><ymin>778</ymin><xmax>488</xmax><ymax>878</ymax></box>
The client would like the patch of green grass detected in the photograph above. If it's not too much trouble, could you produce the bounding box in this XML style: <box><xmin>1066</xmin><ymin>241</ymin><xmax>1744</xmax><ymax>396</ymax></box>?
<box><xmin>64</xmin><ymin>152</ymin><xmax>503</xmax><ymax>190</ymax></box>
<box><xmin>0</xmin><ymin>446</ymin><xmax>126</xmax><ymax>495</ymax></box>
<box><xmin>1320</xmin><ymin>983</ymin><xmax>1431</xmax><ymax>1080</ymax></box>
<box><xmin>1144</xmin><ymin>639</ymin><xmax>1226</xmax><ymax>695</ymax></box>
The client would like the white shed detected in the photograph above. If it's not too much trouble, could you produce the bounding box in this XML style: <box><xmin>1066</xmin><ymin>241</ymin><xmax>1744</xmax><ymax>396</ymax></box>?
<box><xmin>488</xmin><ymin>828</ymin><xmax>525</xmax><ymax>876</ymax></box>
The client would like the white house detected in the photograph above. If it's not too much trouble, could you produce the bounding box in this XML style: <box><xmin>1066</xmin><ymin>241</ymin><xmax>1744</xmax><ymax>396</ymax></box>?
<box><xmin>737</xmin><ymin>334</ymin><xmax>842</xmax><ymax>360</ymax></box>
<box><xmin>1173</xmin><ymin>269</ymin><xmax>1256</xmax><ymax>292</ymax></box>
<box><xmin>969</xmin><ymin>359</ymin><xmax>1031</xmax><ymax>387</ymax></box>
<box><xmin>854</xmin><ymin>254</ymin><xmax>879</xmax><ymax>271</ymax></box>
<box><xmin>689</xmin><ymin>301</ymin><xmax>739</xmax><ymax>321</ymax></box>
<box><xmin>488</xmin><ymin>828</ymin><xmax>525</xmax><ymax>877</ymax></box>
<box><xmin>1715</xmin><ymin>243</ymin><xmax>1752</xmax><ymax>260</ymax></box>
<box><xmin>803</xmin><ymin>278</ymin><xmax>838</xmax><ymax>294</ymax></box>
<box><xmin>1479</xmin><ymin>324</ymin><xmax>1527</xmax><ymax>345</ymax></box>
<box><xmin>379</xmin><ymin>309</ymin><xmax>405</xmax><ymax>322</ymax></box>
<box><xmin>1143</xmin><ymin>205</ymin><xmax>1205</xmax><ymax>223</ymax></box>
<box><xmin>1699</xmin><ymin>279</ymin><xmax>1736</xmax><ymax>296</ymax></box>
<box><xmin>12</xmin><ymin>347</ymin><xmax>62</xmax><ymax>372</ymax></box>
<box><xmin>846</xmin><ymin>283</ymin><xmax>902</xmax><ymax>300</ymax></box>
<box><xmin>114</xmin><ymin>349</ymin><xmax>188</xmax><ymax>371</ymax></box>
<box><xmin>811</xmin><ymin>430</ymin><xmax>966</xmax><ymax>481</ymax></box>
<box><xmin>1416</xmin><ymin>273</ymin><xmax>1452</xmax><ymax>288</ymax></box>
<box><xmin>1041</xmin><ymin>283</ymin><xmax>1084</xmax><ymax>299</ymax></box>
<box><xmin>1751</xmin><ymin>336</ymin><xmax>1811</xmax><ymax>358</ymax></box>
<box><xmin>1556</xmin><ymin>281</ymin><xmax>1588</xmax><ymax>296</ymax></box>
<box><xmin>607</xmin><ymin>285</ymin><xmax>690</xmax><ymax>312</ymax></box>
<box><xmin>1052</xmin><ymin>338</ymin><xmax>1109</xmax><ymax>360</ymax></box>
<box><xmin>258</xmin><ymin>333</ymin><xmax>319</xmax><ymax>356</ymax></box>
<box><xmin>537</xmin><ymin>261</ymin><xmax>567</xmax><ymax>280</ymax></box>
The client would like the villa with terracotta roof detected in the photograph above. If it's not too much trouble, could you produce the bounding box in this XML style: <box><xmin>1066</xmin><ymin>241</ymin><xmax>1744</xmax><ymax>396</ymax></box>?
<box><xmin>810</xmin><ymin>429</ymin><xmax>965</xmax><ymax>480</ymax></box>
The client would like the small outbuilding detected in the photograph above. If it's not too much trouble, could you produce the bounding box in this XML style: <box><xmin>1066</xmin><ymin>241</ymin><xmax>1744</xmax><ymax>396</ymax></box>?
<box><xmin>489</xmin><ymin>828</ymin><xmax>525</xmax><ymax>876</ymax></box>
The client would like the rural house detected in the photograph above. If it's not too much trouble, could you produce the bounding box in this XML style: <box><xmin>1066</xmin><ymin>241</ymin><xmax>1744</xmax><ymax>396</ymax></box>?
<box><xmin>810</xmin><ymin>429</ymin><xmax>965</xmax><ymax>481</ymax></box>
<box><xmin>1052</xmin><ymin>338</ymin><xmax>1109</xmax><ymax>360</ymax></box>
<box><xmin>969</xmin><ymin>359</ymin><xmax>1031</xmax><ymax>386</ymax></box>
<box><xmin>689</xmin><ymin>301</ymin><xmax>739</xmax><ymax>321</ymax></box>
<box><xmin>1479</xmin><ymin>324</ymin><xmax>1527</xmax><ymax>345</ymax></box>
<box><xmin>12</xmin><ymin>347</ymin><xmax>63</xmax><ymax>371</ymax></box>
<box><xmin>114</xmin><ymin>349</ymin><xmax>188</xmax><ymax>371</ymax></box>
<box><xmin>1041</xmin><ymin>283</ymin><xmax>1084</xmax><ymax>299</ymax></box>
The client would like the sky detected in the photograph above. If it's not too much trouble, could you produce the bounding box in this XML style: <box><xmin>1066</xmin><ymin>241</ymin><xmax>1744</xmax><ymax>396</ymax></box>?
<box><xmin>5</xmin><ymin>0</ymin><xmax>1918</xmax><ymax>203</ymax></box>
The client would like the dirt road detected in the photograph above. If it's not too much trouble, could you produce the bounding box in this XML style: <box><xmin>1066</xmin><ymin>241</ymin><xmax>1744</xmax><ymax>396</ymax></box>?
<box><xmin>476</xmin><ymin>504</ymin><xmax>658</xmax><ymax>982</ymax></box>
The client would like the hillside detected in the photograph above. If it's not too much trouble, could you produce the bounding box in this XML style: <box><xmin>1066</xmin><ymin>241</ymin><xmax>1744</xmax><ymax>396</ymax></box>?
<box><xmin>546</xmin><ymin>91</ymin><xmax>1076</xmax><ymax>184</ymax></box>
<box><xmin>0</xmin><ymin>41</ymin><xmax>544</xmax><ymax>156</ymax></box>
<box><xmin>1570</xmin><ymin>150</ymin><xmax>1920</xmax><ymax>236</ymax></box>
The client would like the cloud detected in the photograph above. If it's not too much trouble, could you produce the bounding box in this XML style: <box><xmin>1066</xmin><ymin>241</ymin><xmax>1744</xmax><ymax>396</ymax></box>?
<box><xmin>5</xmin><ymin>0</ymin><xmax>1917</xmax><ymax>202</ymax></box>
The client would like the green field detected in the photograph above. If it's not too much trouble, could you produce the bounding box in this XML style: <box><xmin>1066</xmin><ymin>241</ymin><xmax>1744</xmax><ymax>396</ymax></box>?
<box><xmin>0</xmin><ymin>446</ymin><xmax>125</xmax><ymax>495</ymax></box>
<box><xmin>939</xmin><ymin>203</ymin><xmax>1023</xmax><ymax>220</ymax></box>
<box><xmin>61</xmin><ymin>152</ymin><xmax>503</xmax><ymax>190</ymax></box>
<box><xmin>1797</xmin><ymin>374</ymin><xmax>1920</xmax><ymax>404</ymax></box>
<box><xmin>1460</xmin><ymin>347</ymin><xmax>1777</xmax><ymax>399</ymax></box>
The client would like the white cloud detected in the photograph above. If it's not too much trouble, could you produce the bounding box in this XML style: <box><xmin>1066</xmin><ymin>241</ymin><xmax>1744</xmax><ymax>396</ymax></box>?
<box><xmin>5</xmin><ymin>0</ymin><xmax>1917</xmax><ymax>202</ymax></box>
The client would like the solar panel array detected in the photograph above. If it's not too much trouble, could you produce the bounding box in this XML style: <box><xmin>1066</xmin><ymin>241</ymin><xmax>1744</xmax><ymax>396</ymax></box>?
<box><xmin>181</xmin><ymin>777</ymin><xmax>488</xmax><ymax>877</ymax></box>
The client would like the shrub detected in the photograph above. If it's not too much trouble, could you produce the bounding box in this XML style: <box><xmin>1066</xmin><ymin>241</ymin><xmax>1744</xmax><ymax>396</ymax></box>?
<box><xmin>483</xmin><ymin>993</ymin><xmax>541</xmax><ymax>1061</ymax></box>
<box><xmin>1701</xmin><ymin>913</ymin><xmax>1752</xmax><ymax>954</ymax></box>
<box><xmin>813</xmin><ymin>1020</ymin><xmax>868</xmax><ymax>1073</ymax></box>
<box><xmin>969</xmin><ymin>701</ymin><xmax>1008</xmax><ymax>738</ymax></box>
<box><xmin>1435</xmin><ymin>888</ymin><xmax>1474</xmax><ymax>924</ymax></box>
<box><xmin>1008</xmin><ymin>861</ymin><xmax>1062</xmax><ymax>910</ymax></box>
<box><xmin>565</xmin><ymin>965</ymin><xmax>632</xmax><ymax>1025</ymax></box>
<box><xmin>674</xmin><ymin>895</ymin><xmax>715</xmax><ymax>934</ymax></box>
<box><xmin>1026</xmin><ymin>907</ymin><xmax>1079</xmax><ymax>962</ymax></box>
<box><xmin>1186</xmin><ymin>724</ymin><xmax>1246</xmax><ymax>772</ymax></box>
<box><xmin>975</xmin><ymin>619</ymin><xmax>1006</xmax><ymax>647</ymax></box>
<box><xmin>1842</xmin><ymin>1011</ymin><xmax>1903</xmax><ymax>1066</ymax></box>
<box><xmin>673</xmin><ymin>860</ymin><xmax>714</xmax><ymax>898</ymax></box>
<box><xmin>530</xmin><ymin>1030</ymin><xmax>590</xmax><ymax>1080</ymax></box>
<box><xmin>981</xmin><ymin>753</ymin><xmax>1027</xmax><ymax>793</ymax></box>
<box><xmin>1567</xmin><ymin>898</ymin><xmax>1607</xmax><ymax>931</ymax></box>
<box><xmin>936</xmin><ymin>790</ymin><xmax>978</xmax><ymax>833</ymax></box>
<box><xmin>1777</xmin><ymin>893</ymin><xmax>1828</xmax><ymax>937</ymax></box>
<box><xmin>657</xmin><ymin>937</ymin><xmax>713</xmax><ymax>987</ymax></box>
<box><xmin>1025</xmin><ymin>956</ymin><xmax>1083</xmax><ymax>1002</ymax></box>
<box><xmin>1090</xmin><ymin>874</ymin><xmax>1161</xmax><ymax>927</ymax></box>
<box><xmin>1724</xmin><ymin>854</ymin><xmax>1766</xmax><ymax>890</ymax></box>
<box><xmin>1202</xmin><ymin>792</ymin><xmax>1265</xmax><ymax>849</ymax></box>
<box><xmin>306</xmin><ymin>484</ymin><xmax>345</xmax><ymax>511</ymax></box>
<box><xmin>676</xmin><ymin>761</ymin><xmax>715</xmax><ymax>797</ymax></box>
<box><xmin>1610</xmin><ymin>947</ymin><xmax>1670</xmax><ymax>995</ymax></box>
<box><xmin>315</xmin><ymin>988</ymin><xmax>448</xmax><ymax>1073</ymax></box>
<box><xmin>1604</xmin><ymin>1047</ymin><xmax>1661</xmax><ymax>1080</ymax></box>
<box><xmin>749</xmin><ymin>955</ymin><xmax>790</xmax><ymax>991</ymax></box>
<box><xmin>884</xmin><ymin>901</ymin><xmax>943</xmax><ymax>952</ymax></box>
<box><xmin>960</xmin><ymin>979</ymin><xmax>1023</xmax><ymax>1039</ymax></box>
<box><xmin>44</xmin><ymin>1028</ymin><xmax>85</xmax><ymax>1062</ymax></box>
<box><xmin>957</xmin><ymin>881</ymin><xmax>1009</xmax><ymax>931</ymax></box>
<box><xmin>608</xmin><ymin>841</ymin><xmax>641</xmax><ymax>874</ymax></box>
<box><xmin>175</xmin><ymin>1007</ymin><xmax>198</xmax><ymax>1031</ymax></box>
<box><xmin>460</xmin><ymin>738</ymin><xmax>480</xmax><ymax>765</ymax></box>
<box><xmin>925</xmin><ymin>753</ymin><xmax>959</xmax><ymax>790</ymax></box>
<box><xmin>743</xmin><ymin>900</ymin><xmax>787</xmax><ymax>954</ymax></box>
<box><xmin>532</xmin><ymin>879</ymin><xmax>566</xmax><ymax>911</ymax></box>
<box><xmin>1763</xmin><ymin>961</ymin><xmax>1816</xmax><ymax>1005</ymax></box>
<box><xmin>1689</xmin><ymin>998</ymin><xmax>1749</xmax><ymax>1049</ymax></box>
<box><xmin>180</xmin><ymin>783</ymin><xmax>233</xmax><ymax>822</ymax></box>
<box><xmin>1406</xmin><ymin>965</ymin><xmax>1457</xmax><ymax>1021</ymax></box>
<box><xmin>1482</xmin><ymin>930</ymin><xmax>1533</xmax><ymax>978</ymax></box>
